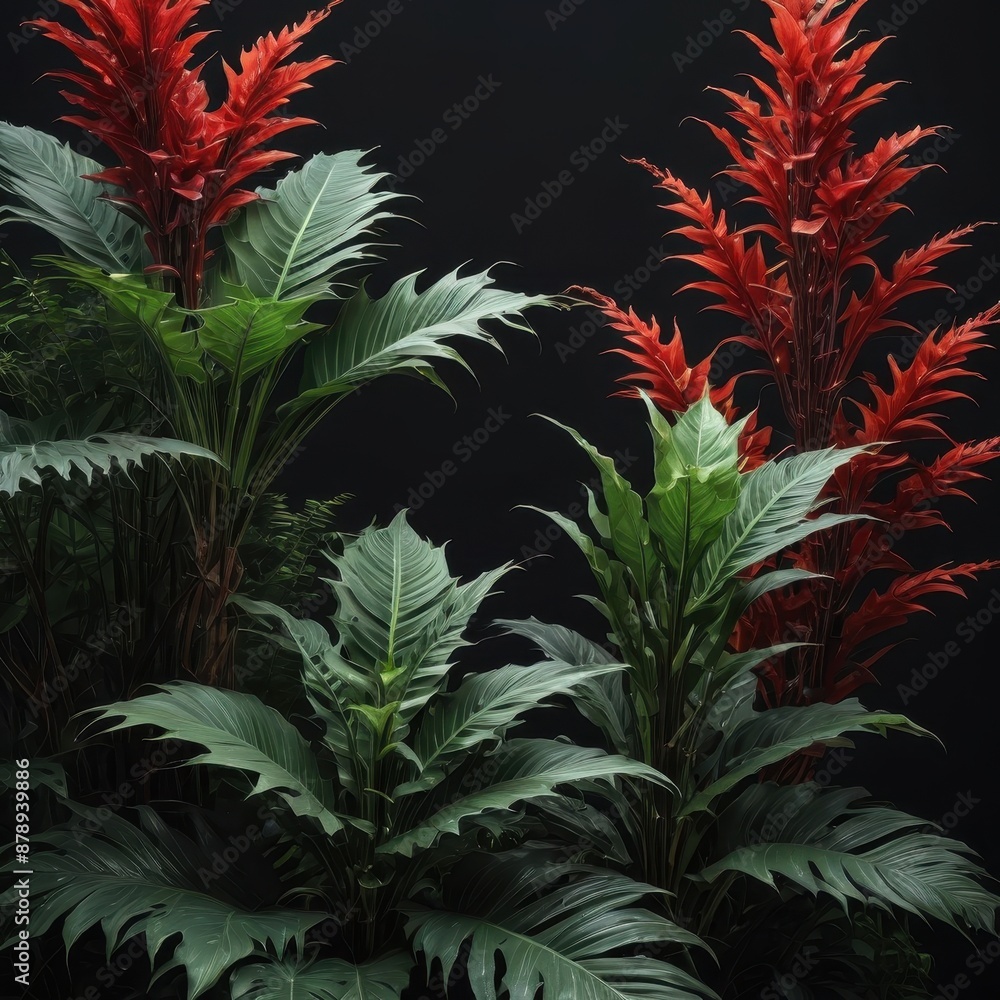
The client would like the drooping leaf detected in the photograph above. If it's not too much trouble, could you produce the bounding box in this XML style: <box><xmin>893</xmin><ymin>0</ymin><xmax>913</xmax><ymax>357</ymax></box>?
<box><xmin>231</xmin><ymin>952</ymin><xmax>413</xmax><ymax>1000</ymax></box>
<box><xmin>381</xmin><ymin>739</ymin><xmax>668</xmax><ymax>859</ymax></box>
<box><xmin>703</xmin><ymin>782</ymin><xmax>998</xmax><ymax>936</ymax></box>
<box><xmin>498</xmin><ymin>617</ymin><xmax>638</xmax><ymax>757</ymax></box>
<box><xmin>0</xmin><ymin>807</ymin><xmax>323</xmax><ymax>1000</ymax></box>
<box><xmin>408</xmin><ymin>851</ymin><xmax>716</xmax><ymax>1000</ymax></box>
<box><xmin>285</xmin><ymin>268</ymin><xmax>559</xmax><ymax>413</ymax></box>
<box><xmin>0</xmin><ymin>410</ymin><xmax>220</xmax><ymax>498</ymax></box>
<box><xmin>682</xmin><ymin>700</ymin><xmax>933</xmax><ymax>817</ymax></box>
<box><xmin>411</xmin><ymin>659</ymin><xmax>623</xmax><ymax>785</ymax></box>
<box><xmin>541</xmin><ymin>416</ymin><xmax>655</xmax><ymax>598</ymax></box>
<box><xmin>42</xmin><ymin>260</ymin><xmax>201</xmax><ymax>379</ymax></box>
<box><xmin>84</xmin><ymin>682</ymin><xmax>358</xmax><ymax>837</ymax></box>
<box><xmin>0</xmin><ymin>122</ymin><xmax>149</xmax><ymax>272</ymax></box>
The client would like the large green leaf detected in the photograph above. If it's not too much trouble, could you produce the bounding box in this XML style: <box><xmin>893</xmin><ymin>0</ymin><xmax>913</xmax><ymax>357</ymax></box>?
<box><xmin>408</xmin><ymin>851</ymin><xmax>715</xmax><ymax>1000</ymax></box>
<box><xmin>285</xmin><ymin>268</ymin><xmax>557</xmax><ymax>413</ymax></box>
<box><xmin>48</xmin><ymin>262</ymin><xmax>320</xmax><ymax>381</ymax></box>
<box><xmin>0</xmin><ymin>122</ymin><xmax>149</xmax><ymax>272</ymax></box>
<box><xmin>499</xmin><ymin>617</ymin><xmax>638</xmax><ymax>757</ymax></box>
<box><xmin>2</xmin><ymin>807</ymin><xmax>322</xmax><ymax>1000</ymax></box>
<box><xmin>231</xmin><ymin>593</ymin><xmax>374</xmax><ymax>801</ymax></box>
<box><xmin>702</xmin><ymin>782</ymin><xmax>999</xmax><ymax>935</ymax></box>
<box><xmin>682</xmin><ymin>699</ymin><xmax>932</xmax><ymax>818</ymax></box>
<box><xmin>223</xmin><ymin>150</ymin><xmax>402</xmax><ymax>301</ymax></box>
<box><xmin>84</xmin><ymin>682</ymin><xmax>358</xmax><ymax>837</ymax></box>
<box><xmin>380</xmin><ymin>739</ymin><xmax>669</xmax><ymax>858</ymax></box>
<box><xmin>326</xmin><ymin>510</ymin><xmax>509</xmax><ymax>728</ymax></box>
<box><xmin>230</xmin><ymin>952</ymin><xmax>413</xmax><ymax>1000</ymax></box>
<box><xmin>410</xmin><ymin>658</ymin><xmax>623</xmax><ymax>785</ymax></box>
<box><xmin>689</xmin><ymin>446</ymin><xmax>868</xmax><ymax>609</ymax></box>
<box><xmin>0</xmin><ymin>410</ymin><xmax>220</xmax><ymax>497</ymax></box>
<box><xmin>193</xmin><ymin>284</ymin><xmax>320</xmax><ymax>381</ymax></box>
<box><xmin>43</xmin><ymin>260</ymin><xmax>202</xmax><ymax>378</ymax></box>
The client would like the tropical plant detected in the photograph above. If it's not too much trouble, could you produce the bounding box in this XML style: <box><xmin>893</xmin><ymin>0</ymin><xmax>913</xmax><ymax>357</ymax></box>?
<box><xmin>507</xmin><ymin>395</ymin><xmax>998</xmax><ymax>996</ymax></box>
<box><xmin>5</xmin><ymin>514</ymin><xmax>715</xmax><ymax>1000</ymax></box>
<box><xmin>0</xmin><ymin>0</ymin><xmax>559</xmax><ymax>731</ymax></box>
<box><xmin>574</xmin><ymin>0</ymin><xmax>1000</xmax><ymax>751</ymax></box>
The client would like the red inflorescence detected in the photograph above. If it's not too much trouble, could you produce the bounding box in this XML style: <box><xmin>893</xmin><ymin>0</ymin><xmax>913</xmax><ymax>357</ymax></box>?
<box><xmin>592</xmin><ymin>0</ymin><xmax>1000</xmax><ymax>728</ymax></box>
<box><xmin>29</xmin><ymin>0</ymin><xmax>341</xmax><ymax>307</ymax></box>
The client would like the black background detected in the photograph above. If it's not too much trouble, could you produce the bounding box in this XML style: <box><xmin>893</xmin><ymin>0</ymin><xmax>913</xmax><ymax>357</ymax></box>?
<box><xmin>3</xmin><ymin>0</ymin><xmax>1000</xmax><ymax>994</ymax></box>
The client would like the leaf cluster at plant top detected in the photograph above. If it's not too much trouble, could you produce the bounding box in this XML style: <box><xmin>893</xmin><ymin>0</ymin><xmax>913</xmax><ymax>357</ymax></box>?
<box><xmin>0</xmin><ymin>0</ymin><xmax>997</xmax><ymax>999</ymax></box>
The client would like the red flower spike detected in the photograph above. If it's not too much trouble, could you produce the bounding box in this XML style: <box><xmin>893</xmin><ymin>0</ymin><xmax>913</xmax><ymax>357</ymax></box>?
<box><xmin>593</xmin><ymin>0</ymin><xmax>1000</xmax><ymax>731</ymax></box>
<box><xmin>571</xmin><ymin>285</ymin><xmax>770</xmax><ymax>470</ymax></box>
<box><xmin>29</xmin><ymin>0</ymin><xmax>342</xmax><ymax>308</ymax></box>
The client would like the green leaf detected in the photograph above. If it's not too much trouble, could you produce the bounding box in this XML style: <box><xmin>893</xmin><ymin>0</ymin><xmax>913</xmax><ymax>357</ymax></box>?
<box><xmin>2</xmin><ymin>807</ymin><xmax>323</xmax><ymax>1000</ymax></box>
<box><xmin>380</xmin><ymin>738</ymin><xmax>669</xmax><ymax>858</ymax></box>
<box><xmin>644</xmin><ymin>394</ymin><xmax>742</xmax><ymax>576</ymax></box>
<box><xmin>325</xmin><ymin>510</ymin><xmax>509</xmax><ymax>728</ymax></box>
<box><xmin>408</xmin><ymin>851</ymin><xmax>716</xmax><ymax>1000</ymax></box>
<box><xmin>498</xmin><ymin>617</ymin><xmax>638</xmax><ymax>757</ymax></box>
<box><xmin>231</xmin><ymin>593</ymin><xmax>373</xmax><ymax>800</ymax></box>
<box><xmin>542</xmin><ymin>417</ymin><xmax>655</xmax><ymax>597</ymax></box>
<box><xmin>223</xmin><ymin>150</ymin><xmax>402</xmax><ymax>301</ymax></box>
<box><xmin>522</xmin><ymin>504</ymin><xmax>615</xmax><ymax>590</ymax></box>
<box><xmin>0</xmin><ymin>122</ymin><xmax>149</xmax><ymax>272</ymax></box>
<box><xmin>681</xmin><ymin>699</ymin><xmax>933</xmax><ymax>818</ymax></box>
<box><xmin>193</xmin><ymin>284</ymin><xmax>320</xmax><ymax>381</ymax></box>
<box><xmin>0</xmin><ymin>757</ymin><xmax>67</xmax><ymax>797</ymax></box>
<box><xmin>0</xmin><ymin>410</ymin><xmax>221</xmax><ymax>498</ymax></box>
<box><xmin>84</xmin><ymin>682</ymin><xmax>357</xmax><ymax>837</ymax></box>
<box><xmin>42</xmin><ymin>260</ymin><xmax>202</xmax><ymax>379</ymax></box>
<box><xmin>702</xmin><ymin>782</ymin><xmax>999</xmax><ymax>936</ymax></box>
<box><xmin>285</xmin><ymin>267</ymin><xmax>558</xmax><ymax>414</ymax></box>
<box><xmin>231</xmin><ymin>952</ymin><xmax>413</xmax><ymax>1000</ymax></box>
<box><xmin>689</xmin><ymin>446</ymin><xmax>869</xmax><ymax>609</ymax></box>
<box><xmin>410</xmin><ymin>658</ymin><xmax>623</xmax><ymax>787</ymax></box>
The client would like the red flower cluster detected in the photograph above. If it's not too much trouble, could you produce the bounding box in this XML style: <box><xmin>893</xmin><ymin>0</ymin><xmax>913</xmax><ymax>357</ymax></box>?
<box><xmin>30</xmin><ymin>0</ymin><xmax>341</xmax><ymax>307</ymax></box>
<box><xmin>595</xmin><ymin>0</ymin><xmax>1000</xmax><ymax>725</ymax></box>
<box><xmin>570</xmin><ymin>286</ymin><xmax>771</xmax><ymax>470</ymax></box>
